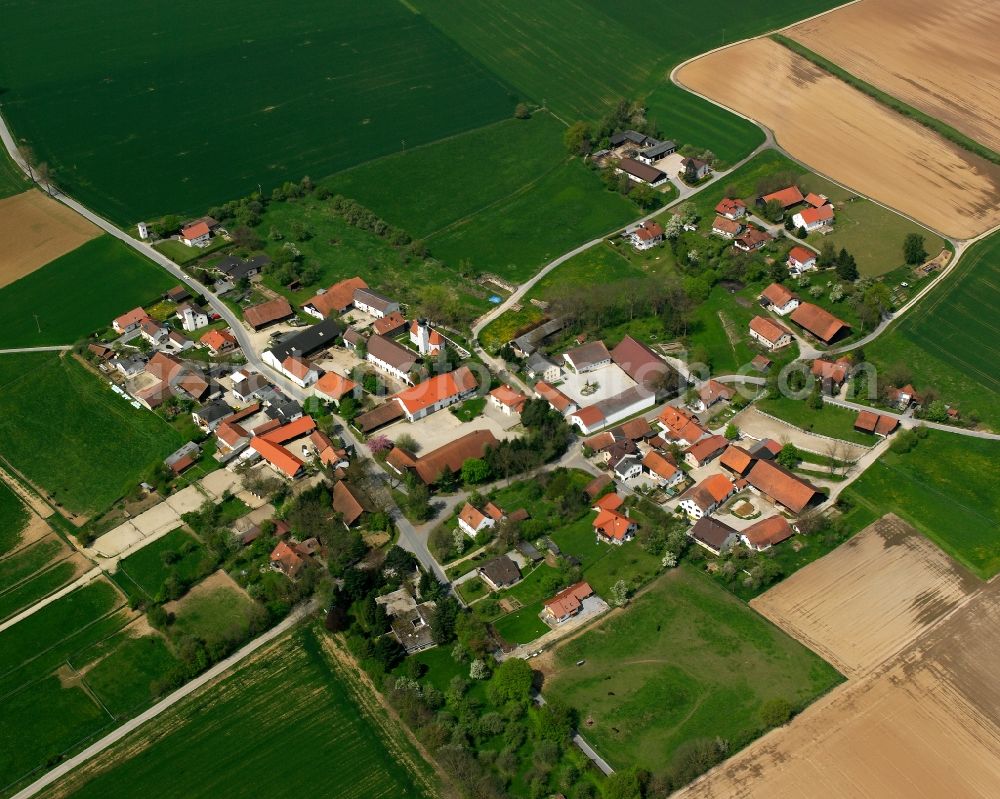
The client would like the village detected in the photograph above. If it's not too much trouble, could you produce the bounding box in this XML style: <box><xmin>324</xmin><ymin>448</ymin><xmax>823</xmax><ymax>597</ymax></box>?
<box><xmin>77</xmin><ymin>146</ymin><xmax>952</xmax><ymax>668</ymax></box>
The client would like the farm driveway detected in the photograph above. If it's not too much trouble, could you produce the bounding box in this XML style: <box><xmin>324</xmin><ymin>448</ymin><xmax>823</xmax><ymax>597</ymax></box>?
<box><xmin>732</xmin><ymin>406</ymin><xmax>870</xmax><ymax>458</ymax></box>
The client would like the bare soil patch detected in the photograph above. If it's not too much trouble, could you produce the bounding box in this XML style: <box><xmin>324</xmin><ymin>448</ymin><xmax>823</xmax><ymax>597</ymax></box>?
<box><xmin>678</xmin><ymin>515</ymin><xmax>1000</xmax><ymax>799</ymax></box>
<box><xmin>677</xmin><ymin>38</ymin><xmax>1000</xmax><ymax>238</ymax></box>
<box><xmin>788</xmin><ymin>0</ymin><xmax>1000</xmax><ymax>153</ymax></box>
<box><xmin>751</xmin><ymin>514</ymin><xmax>980</xmax><ymax>677</ymax></box>
<box><xmin>0</xmin><ymin>189</ymin><xmax>100</xmax><ymax>288</ymax></box>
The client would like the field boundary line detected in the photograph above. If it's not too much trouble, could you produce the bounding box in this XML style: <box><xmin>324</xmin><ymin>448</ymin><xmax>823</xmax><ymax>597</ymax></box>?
<box><xmin>8</xmin><ymin>600</ymin><xmax>318</xmax><ymax>799</ymax></box>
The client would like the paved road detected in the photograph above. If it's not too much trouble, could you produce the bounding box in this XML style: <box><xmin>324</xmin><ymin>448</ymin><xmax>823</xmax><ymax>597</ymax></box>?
<box><xmin>10</xmin><ymin>600</ymin><xmax>318</xmax><ymax>799</ymax></box>
<box><xmin>823</xmin><ymin>396</ymin><xmax>1000</xmax><ymax>441</ymax></box>
<box><xmin>470</xmin><ymin>135</ymin><xmax>774</xmax><ymax>343</ymax></box>
<box><xmin>0</xmin><ymin>566</ymin><xmax>102</xmax><ymax>634</ymax></box>
<box><xmin>0</xmin><ymin>345</ymin><xmax>73</xmax><ymax>354</ymax></box>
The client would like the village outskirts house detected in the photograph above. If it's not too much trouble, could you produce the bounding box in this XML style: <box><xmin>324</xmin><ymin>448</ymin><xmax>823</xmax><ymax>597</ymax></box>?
<box><xmin>112</xmin><ymin>307</ymin><xmax>149</xmax><ymax>335</ymax></box>
<box><xmin>629</xmin><ymin>220</ymin><xmax>665</xmax><ymax>251</ymax></box>
<box><xmin>689</xmin><ymin>516</ymin><xmax>739</xmax><ymax>556</ymax></box>
<box><xmin>787</xmin><ymin>246</ymin><xmax>818</xmax><ymax>275</ymax></box>
<box><xmin>680</xmin><ymin>157</ymin><xmax>711</xmax><ymax>182</ymax></box>
<box><xmin>542</xmin><ymin>581</ymin><xmax>596</xmax><ymax>625</ymax></box>
<box><xmin>458</xmin><ymin>502</ymin><xmax>501</xmax><ymax>537</ymax></box>
<box><xmin>176</xmin><ymin>303</ymin><xmax>209</xmax><ymax>332</ymax></box>
<box><xmin>593</xmin><ymin>507</ymin><xmax>637</xmax><ymax>545</ymax></box>
<box><xmin>715</xmin><ymin>198</ymin><xmax>747</xmax><ymax>220</ymax></box>
<box><xmin>352</xmin><ymin>288</ymin><xmax>399</xmax><ymax>319</ymax></box>
<box><xmin>711</xmin><ymin>215</ymin><xmax>744</xmax><ymax>240</ymax></box>
<box><xmin>792</xmin><ymin>205</ymin><xmax>834</xmax><ymax>233</ymax></box>
<box><xmin>759</xmin><ymin>283</ymin><xmax>800</xmax><ymax>316</ymax></box>
<box><xmin>181</xmin><ymin>220</ymin><xmax>211</xmax><ymax>248</ymax></box>
<box><xmin>478</xmin><ymin>555</ymin><xmax>521</xmax><ymax>591</ymax></box>
<box><xmin>302</xmin><ymin>276</ymin><xmax>368</xmax><ymax>321</ymax></box>
<box><xmin>734</xmin><ymin>227</ymin><xmax>773</xmax><ymax>253</ymax></box>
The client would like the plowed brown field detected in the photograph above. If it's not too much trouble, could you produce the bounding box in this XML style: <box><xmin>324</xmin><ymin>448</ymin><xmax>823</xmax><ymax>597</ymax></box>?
<box><xmin>0</xmin><ymin>189</ymin><xmax>99</xmax><ymax>288</ymax></box>
<box><xmin>677</xmin><ymin>515</ymin><xmax>1000</xmax><ymax>799</ymax></box>
<box><xmin>789</xmin><ymin>0</ymin><xmax>1000</xmax><ymax>153</ymax></box>
<box><xmin>676</xmin><ymin>38</ymin><xmax>1000</xmax><ymax>238</ymax></box>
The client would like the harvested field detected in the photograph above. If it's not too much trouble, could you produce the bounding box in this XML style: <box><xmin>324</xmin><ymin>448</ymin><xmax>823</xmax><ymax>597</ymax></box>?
<box><xmin>751</xmin><ymin>515</ymin><xmax>979</xmax><ymax>677</ymax></box>
<box><xmin>788</xmin><ymin>0</ymin><xmax>1000</xmax><ymax>153</ymax></box>
<box><xmin>0</xmin><ymin>190</ymin><xmax>99</xmax><ymax>288</ymax></box>
<box><xmin>678</xmin><ymin>515</ymin><xmax>1000</xmax><ymax>799</ymax></box>
<box><xmin>676</xmin><ymin>38</ymin><xmax>1000</xmax><ymax>238</ymax></box>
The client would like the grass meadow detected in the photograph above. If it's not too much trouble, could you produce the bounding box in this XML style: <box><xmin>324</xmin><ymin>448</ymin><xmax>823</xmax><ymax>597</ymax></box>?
<box><xmin>0</xmin><ymin>236</ymin><xmax>178</xmax><ymax>348</ymax></box>
<box><xmin>0</xmin><ymin>354</ymin><xmax>183</xmax><ymax>516</ymax></box>
<box><xmin>0</xmin><ymin>560</ymin><xmax>79</xmax><ymax>623</ymax></box>
<box><xmin>0</xmin><ymin>0</ymin><xmax>516</xmax><ymax>224</ymax></box>
<box><xmin>166</xmin><ymin>580</ymin><xmax>258</xmax><ymax>648</ymax></box>
<box><xmin>843</xmin><ymin>431</ymin><xmax>1000</xmax><ymax>579</ymax></box>
<box><xmin>0</xmin><ymin>149</ymin><xmax>29</xmax><ymax>200</ymax></box>
<box><xmin>545</xmin><ymin>566</ymin><xmax>843</xmax><ymax>772</ymax></box>
<box><xmin>0</xmin><ymin>482</ymin><xmax>29</xmax><ymax>555</ymax></box>
<box><xmin>756</xmin><ymin>396</ymin><xmax>879</xmax><ymax>445</ymax></box>
<box><xmin>40</xmin><ymin>627</ymin><xmax>435</xmax><ymax>799</ymax></box>
<box><xmin>113</xmin><ymin>528</ymin><xmax>215</xmax><ymax>603</ymax></box>
<box><xmin>867</xmin><ymin>230</ymin><xmax>1000</xmax><ymax>430</ymax></box>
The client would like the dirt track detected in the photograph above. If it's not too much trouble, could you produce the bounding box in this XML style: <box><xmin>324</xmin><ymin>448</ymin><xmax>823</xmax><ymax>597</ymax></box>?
<box><xmin>677</xmin><ymin>516</ymin><xmax>1000</xmax><ymax>798</ymax></box>
<box><xmin>789</xmin><ymin>0</ymin><xmax>1000</xmax><ymax>153</ymax></box>
<box><xmin>676</xmin><ymin>38</ymin><xmax>1000</xmax><ymax>239</ymax></box>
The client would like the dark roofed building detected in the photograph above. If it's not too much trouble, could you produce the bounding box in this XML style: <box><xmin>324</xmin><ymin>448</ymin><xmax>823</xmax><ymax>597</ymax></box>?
<box><xmin>353</xmin><ymin>401</ymin><xmax>405</xmax><ymax>434</ymax></box>
<box><xmin>689</xmin><ymin>517</ymin><xmax>738</xmax><ymax>555</ymax></box>
<box><xmin>610</xmin><ymin>335</ymin><xmax>674</xmax><ymax>395</ymax></box>
<box><xmin>216</xmin><ymin>254</ymin><xmax>270</xmax><ymax>281</ymax></box>
<box><xmin>616</xmin><ymin>157</ymin><xmax>668</xmax><ymax>186</ymax></box>
<box><xmin>265</xmin><ymin>318</ymin><xmax>341</xmax><ymax>364</ymax></box>
<box><xmin>244</xmin><ymin>298</ymin><xmax>294</xmax><ymax>330</ymax></box>
<box><xmin>478</xmin><ymin>555</ymin><xmax>521</xmax><ymax>590</ymax></box>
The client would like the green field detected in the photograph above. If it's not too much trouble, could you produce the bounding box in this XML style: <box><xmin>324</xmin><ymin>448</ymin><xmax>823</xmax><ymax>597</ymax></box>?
<box><xmin>0</xmin><ymin>482</ymin><xmax>30</xmax><ymax>555</ymax></box>
<box><xmin>756</xmin><ymin>396</ymin><xmax>878</xmax><ymax>445</ymax></box>
<box><xmin>867</xmin><ymin>230</ymin><xmax>1000</xmax><ymax>430</ymax></box>
<box><xmin>41</xmin><ymin>627</ymin><xmax>435</xmax><ymax>799</ymax></box>
<box><xmin>0</xmin><ymin>236</ymin><xmax>178</xmax><ymax>347</ymax></box>
<box><xmin>546</xmin><ymin>566</ymin><xmax>842</xmax><ymax>773</ymax></box>
<box><xmin>0</xmin><ymin>560</ymin><xmax>79</xmax><ymax>622</ymax></box>
<box><xmin>414</xmin><ymin>0</ymin><xmax>843</xmax><ymax>126</ymax></box>
<box><xmin>323</xmin><ymin>113</ymin><xmax>640</xmax><ymax>283</ymax></box>
<box><xmin>82</xmin><ymin>634</ymin><xmax>180</xmax><ymax>717</ymax></box>
<box><xmin>114</xmin><ymin>529</ymin><xmax>216</xmax><ymax>603</ymax></box>
<box><xmin>0</xmin><ymin>0</ymin><xmax>516</xmax><ymax>224</ymax></box>
<box><xmin>0</xmin><ymin>149</ymin><xmax>30</xmax><ymax>199</ymax></box>
<box><xmin>843</xmin><ymin>431</ymin><xmax>1000</xmax><ymax>578</ymax></box>
<box><xmin>0</xmin><ymin>354</ymin><xmax>183</xmax><ymax>516</ymax></box>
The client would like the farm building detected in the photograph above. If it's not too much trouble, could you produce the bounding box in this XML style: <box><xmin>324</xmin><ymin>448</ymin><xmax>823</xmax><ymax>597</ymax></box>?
<box><xmin>611</xmin><ymin>335</ymin><xmax>674</xmax><ymax>395</ymax></box>
<box><xmin>313</xmin><ymin>372</ymin><xmax>358</xmax><ymax>405</ymax></box>
<box><xmin>749</xmin><ymin>315</ymin><xmax>794</xmax><ymax>350</ymax></box>
<box><xmin>741</xmin><ymin>515</ymin><xmax>794</xmax><ymax>551</ymax></box>
<box><xmin>745</xmin><ymin>459</ymin><xmax>821</xmax><ymax>514</ymax></box>
<box><xmin>365</xmin><ymin>334</ymin><xmax>418</xmax><ymax>383</ymax></box>
<box><xmin>759</xmin><ymin>186</ymin><xmax>804</xmax><ymax>209</ymax></box>
<box><xmin>526</xmin><ymin>353</ymin><xmax>561</xmax><ymax>383</ymax></box>
<box><xmin>637</xmin><ymin>140</ymin><xmax>676</xmax><ymax>163</ymax></box>
<box><xmin>615</xmin><ymin>157</ymin><xmax>669</xmax><ymax>187</ymax></box>
<box><xmin>563</xmin><ymin>340</ymin><xmax>611</xmax><ymax>373</ymax></box>
<box><xmin>303</xmin><ymin>276</ymin><xmax>368</xmax><ymax>320</ymax></box>
<box><xmin>243</xmin><ymin>298</ymin><xmax>293</xmax><ymax>330</ymax></box>
<box><xmin>392</xmin><ymin>367</ymin><xmax>478</xmax><ymax>422</ymax></box>
<box><xmin>789</xmin><ymin>303</ymin><xmax>849</xmax><ymax>344</ymax></box>
<box><xmin>854</xmin><ymin>410</ymin><xmax>900</xmax><ymax>437</ymax></box>
<box><xmin>684</xmin><ymin>434</ymin><xmax>729</xmax><ymax>468</ymax></box>
<box><xmin>352</xmin><ymin>288</ymin><xmax>399</xmax><ymax>319</ymax></box>
<box><xmin>568</xmin><ymin>386</ymin><xmax>656</xmax><ymax>435</ymax></box>
<box><xmin>412</xmin><ymin>430</ymin><xmax>499</xmax><ymax>486</ymax></box>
